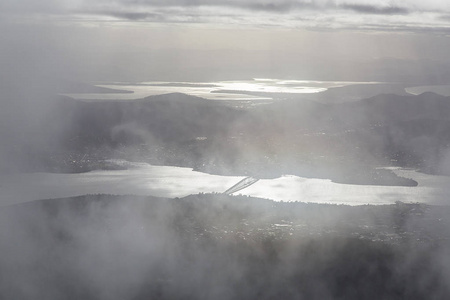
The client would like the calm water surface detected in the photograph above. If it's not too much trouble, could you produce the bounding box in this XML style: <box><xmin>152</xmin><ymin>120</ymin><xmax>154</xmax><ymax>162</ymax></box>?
<box><xmin>1</xmin><ymin>164</ymin><xmax>449</xmax><ymax>207</ymax></box>
<box><xmin>64</xmin><ymin>79</ymin><xmax>370</xmax><ymax>101</ymax></box>
<box><xmin>13</xmin><ymin>80</ymin><xmax>450</xmax><ymax>206</ymax></box>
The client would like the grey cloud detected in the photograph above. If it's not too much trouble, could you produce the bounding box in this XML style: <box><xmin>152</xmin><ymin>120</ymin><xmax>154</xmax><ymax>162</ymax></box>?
<box><xmin>335</xmin><ymin>22</ymin><xmax>450</xmax><ymax>36</ymax></box>
<box><xmin>91</xmin><ymin>0</ymin><xmax>433</xmax><ymax>13</ymax></box>
<box><xmin>95</xmin><ymin>0</ymin><xmax>317</xmax><ymax>12</ymax></box>
<box><xmin>246</xmin><ymin>2</ymin><xmax>317</xmax><ymax>12</ymax></box>
<box><xmin>87</xmin><ymin>10</ymin><xmax>165</xmax><ymax>21</ymax></box>
<box><xmin>341</xmin><ymin>4</ymin><xmax>409</xmax><ymax>15</ymax></box>
<box><xmin>0</xmin><ymin>0</ymin><xmax>447</xmax><ymax>16</ymax></box>
<box><xmin>73</xmin><ymin>0</ymin><xmax>415</xmax><ymax>27</ymax></box>
<box><xmin>439</xmin><ymin>14</ymin><xmax>450</xmax><ymax>21</ymax></box>
<box><xmin>245</xmin><ymin>3</ymin><xmax>297</xmax><ymax>12</ymax></box>
<box><xmin>2</xmin><ymin>0</ymin><xmax>450</xmax><ymax>34</ymax></box>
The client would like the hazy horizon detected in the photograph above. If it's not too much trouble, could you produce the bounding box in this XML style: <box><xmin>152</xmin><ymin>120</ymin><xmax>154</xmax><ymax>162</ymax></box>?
<box><xmin>3</xmin><ymin>0</ymin><xmax>450</xmax><ymax>87</ymax></box>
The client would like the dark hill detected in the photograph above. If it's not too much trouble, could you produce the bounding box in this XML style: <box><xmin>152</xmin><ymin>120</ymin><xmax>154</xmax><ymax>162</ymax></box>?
<box><xmin>61</xmin><ymin>93</ymin><xmax>243</xmax><ymax>148</ymax></box>
<box><xmin>0</xmin><ymin>194</ymin><xmax>449</xmax><ymax>300</ymax></box>
<box><xmin>4</xmin><ymin>91</ymin><xmax>450</xmax><ymax>181</ymax></box>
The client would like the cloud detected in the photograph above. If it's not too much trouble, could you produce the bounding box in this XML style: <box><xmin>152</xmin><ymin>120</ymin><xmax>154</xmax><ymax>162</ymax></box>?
<box><xmin>86</xmin><ymin>10</ymin><xmax>165</xmax><ymax>21</ymax></box>
<box><xmin>77</xmin><ymin>0</ymin><xmax>450</xmax><ymax>13</ymax></box>
<box><xmin>1</xmin><ymin>0</ymin><xmax>450</xmax><ymax>33</ymax></box>
<box><xmin>439</xmin><ymin>14</ymin><xmax>450</xmax><ymax>21</ymax></box>
<box><xmin>341</xmin><ymin>4</ymin><xmax>409</xmax><ymax>15</ymax></box>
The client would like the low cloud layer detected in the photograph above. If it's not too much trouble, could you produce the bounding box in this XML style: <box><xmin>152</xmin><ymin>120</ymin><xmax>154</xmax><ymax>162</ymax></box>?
<box><xmin>341</xmin><ymin>4</ymin><xmax>409</xmax><ymax>15</ymax></box>
<box><xmin>2</xmin><ymin>0</ymin><xmax>450</xmax><ymax>32</ymax></box>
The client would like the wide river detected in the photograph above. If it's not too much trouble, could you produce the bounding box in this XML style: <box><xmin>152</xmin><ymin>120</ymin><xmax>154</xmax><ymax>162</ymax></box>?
<box><xmin>10</xmin><ymin>80</ymin><xmax>449</xmax><ymax>207</ymax></box>
<box><xmin>1</xmin><ymin>163</ymin><xmax>449</xmax><ymax>207</ymax></box>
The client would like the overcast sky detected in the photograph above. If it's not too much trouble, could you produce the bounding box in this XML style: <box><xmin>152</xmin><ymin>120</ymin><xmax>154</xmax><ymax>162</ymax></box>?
<box><xmin>2</xmin><ymin>0</ymin><xmax>450</xmax><ymax>30</ymax></box>
<box><xmin>1</xmin><ymin>0</ymin><xmax>450</xmax><ymax>83</ymax></box>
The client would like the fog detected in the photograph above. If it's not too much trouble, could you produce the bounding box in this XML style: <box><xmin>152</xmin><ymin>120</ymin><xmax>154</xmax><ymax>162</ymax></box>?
<box><xmin>3</xmin><ymin>1</ymin><xmax>450</xmax><ymax>299</ymax></box>
<box><xmin>1</xmin><ymin>195</ymin><xmax>450</xmax><ymax>299</ymax></box>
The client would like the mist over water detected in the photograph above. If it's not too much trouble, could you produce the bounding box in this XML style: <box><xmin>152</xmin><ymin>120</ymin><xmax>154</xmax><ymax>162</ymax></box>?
<box><xmin>4</xmin><ymin>2</ymin><xmax>450</xmax><ymax>298</ymax></box>
<box><xmin>1</xmin><ymin>163</ymin><xmax>450</xmax><ymax>207</ymax></box>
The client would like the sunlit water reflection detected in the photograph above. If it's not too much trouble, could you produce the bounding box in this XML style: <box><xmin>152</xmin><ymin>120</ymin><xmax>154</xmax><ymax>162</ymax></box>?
<box><xmin>1</xmin><ymin>164</ymin><xmax>449</xmax><ymax>207</ymax></box>
<box><xmin>64</xmin><ymin>79</ymin><xmax>368</xmax><ymax>101</ymax></box>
